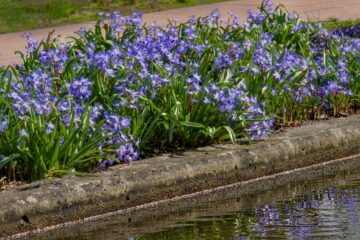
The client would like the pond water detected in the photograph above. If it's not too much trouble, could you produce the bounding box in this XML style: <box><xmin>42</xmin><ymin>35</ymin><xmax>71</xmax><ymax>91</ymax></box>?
<box><xmin>51</xmin><ymin>166</ymin><xmax>360</xmax><ymax>240</ymax></box>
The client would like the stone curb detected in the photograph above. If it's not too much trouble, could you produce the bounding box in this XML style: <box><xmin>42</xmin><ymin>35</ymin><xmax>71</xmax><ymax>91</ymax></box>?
<box><xmin>1</xmin><ymin>115</ymin><xmax>360</xmax><ymax>237</ymax></box>
<box><xmin>7</xmin><ymin>152</ymin><xmax>360</xmax><ymax>240</ymax></box>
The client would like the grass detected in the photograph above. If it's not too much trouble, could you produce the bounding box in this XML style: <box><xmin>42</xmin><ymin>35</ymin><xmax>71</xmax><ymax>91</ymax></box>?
<box><xmin>0</xmin><ymin>0</ymin><xmax>228</xmax><ymax>34</ymax></box>
<box><xmin>321</xmin><ymin>18</ymin><xmax>360</xmax><ymax>30</ymax></box>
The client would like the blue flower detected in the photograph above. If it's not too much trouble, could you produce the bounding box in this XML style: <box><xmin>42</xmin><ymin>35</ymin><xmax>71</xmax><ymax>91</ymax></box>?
<box><xmin>68</xmin><ymin>77</ymin><xmax>92</xmax><ymax>101</ymax></box>
<box><xmin>0</xmin><ymin>118</ymin><xmax>8</xmax><ymax>133</ymax></box>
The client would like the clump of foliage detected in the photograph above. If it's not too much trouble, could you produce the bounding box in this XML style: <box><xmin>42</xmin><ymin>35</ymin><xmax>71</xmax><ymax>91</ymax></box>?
<box><xmin>0</xmin><ymin>0</ymin><xmax>359</xmax><ymax>181</ymax></box>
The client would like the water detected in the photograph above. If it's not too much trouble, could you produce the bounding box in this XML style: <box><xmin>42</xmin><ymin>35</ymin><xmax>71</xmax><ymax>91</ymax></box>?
<box><xmin>140</xmin><ymin>189</ymin><xmax>360</xmax><ymax>240</ymax></box>
<box><xmin>49</xmin><ymin>167</ymin><xmax>360</xmax><ymax>240</ymax></box>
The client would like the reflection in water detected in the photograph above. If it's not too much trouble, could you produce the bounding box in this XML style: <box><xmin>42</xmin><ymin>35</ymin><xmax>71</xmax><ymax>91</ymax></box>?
<box><xmin>48</xmin><ymin>168</ymin><xmax>360</xmax><ymax>240</ymax></box>
<box><xmin>138</xmin><ymin>179</ymin><xmax>360</xmax><ymax>239</ymax></box>
<box><xmin>249</xmin><ymin>188</ymin><xmax>359</xmax><ymax>239</ymax></box>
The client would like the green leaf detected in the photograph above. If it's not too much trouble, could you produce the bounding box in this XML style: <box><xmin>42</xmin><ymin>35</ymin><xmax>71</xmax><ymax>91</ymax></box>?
<box><xmin>0</xmin><ymin>154</ymin><xmax>20</xmax><ymax>170</ymax></box>
<box><xmin>180</xmin><ymin>121</ymin><xmax>205</xmax><ymax>128</ymax></box>
<box><xmin>223</xmin><ymin>126</ymin><xmax>236</xmax><ymax>143</ymax></box>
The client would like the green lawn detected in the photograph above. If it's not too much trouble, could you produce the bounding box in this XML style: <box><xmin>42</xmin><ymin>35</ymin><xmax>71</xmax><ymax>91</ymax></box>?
<box><xmin>0</xmin><ymin>0</ymin><xmax>227</xmax><ymax>33</ymax></box>
<box><xmin>320</xmin><ymin>18</ymin><xmax>360</xmax><ymax>30</ymax></box>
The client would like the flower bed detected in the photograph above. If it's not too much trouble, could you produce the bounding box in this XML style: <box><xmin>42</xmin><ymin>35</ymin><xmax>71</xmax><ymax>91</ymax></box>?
<box><xmin>0</xmin><ymin>0</ymin><xmax>359</xmax><ymax>181</ymax></box>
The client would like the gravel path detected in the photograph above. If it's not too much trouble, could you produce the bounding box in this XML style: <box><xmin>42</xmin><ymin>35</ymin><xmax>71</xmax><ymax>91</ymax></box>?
<box><xmin>0</xmin><ymin>0</ymin><xmax>359</xmax><ymax>65</ymax></box>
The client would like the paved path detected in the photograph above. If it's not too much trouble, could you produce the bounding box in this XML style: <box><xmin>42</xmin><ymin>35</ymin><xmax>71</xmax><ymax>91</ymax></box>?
<box><xmin>0</xmin><ymin>0</ymin><xmax>359</xmax><ymax>65</ymax></box>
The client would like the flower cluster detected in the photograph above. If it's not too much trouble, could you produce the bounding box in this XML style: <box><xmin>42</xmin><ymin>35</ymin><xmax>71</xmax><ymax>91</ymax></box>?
<box><xmin>0</xmin><ymin>0</ymin><xmax>359</xmax><ymax>180</ymax></box>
